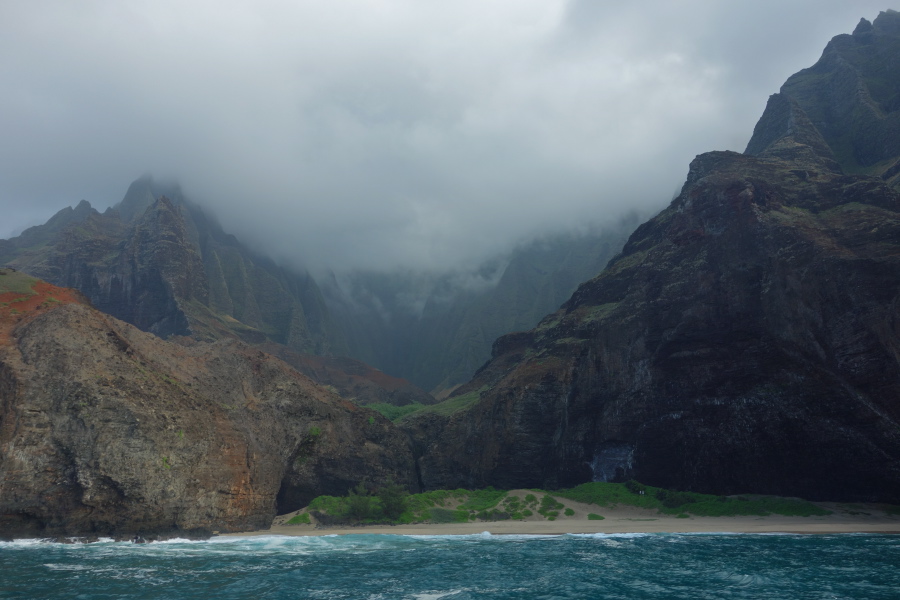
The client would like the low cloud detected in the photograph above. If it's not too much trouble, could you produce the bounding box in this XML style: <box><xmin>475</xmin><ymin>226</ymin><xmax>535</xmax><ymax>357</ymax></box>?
<box><xmin>0</xmin><ymin>0</ymin><xmax>889</xmax><ymax>270</ymax></box>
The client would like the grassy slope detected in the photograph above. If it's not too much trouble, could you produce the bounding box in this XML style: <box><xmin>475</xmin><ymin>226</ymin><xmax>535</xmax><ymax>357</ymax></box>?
<box><xmin>365</xmin><ymin>386</ymin><xmax>487</xmax><ymax>422</ymax></box>
<box><xmin>290</xmin><ymin>482</ymin><xmax>838</xmax><ymax>526</ymax></box>
<box><xmin>0</xmin><ymin>269</ymin><xmax>39</xmax><ymax>296</ymax></box>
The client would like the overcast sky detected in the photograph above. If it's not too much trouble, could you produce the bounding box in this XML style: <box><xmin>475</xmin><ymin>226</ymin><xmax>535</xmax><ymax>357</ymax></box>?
<box><xmin>0</xmin><ymin>1</ymin><xmax>891</xmax><ymax>270</ymax></box>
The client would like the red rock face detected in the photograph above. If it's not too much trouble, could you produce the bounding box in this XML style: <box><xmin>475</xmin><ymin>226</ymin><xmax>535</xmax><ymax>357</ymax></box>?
<box><xmin>0</xmin><ymin>299</ymin><xmax>417</xmax><ymax>539</ymax></box>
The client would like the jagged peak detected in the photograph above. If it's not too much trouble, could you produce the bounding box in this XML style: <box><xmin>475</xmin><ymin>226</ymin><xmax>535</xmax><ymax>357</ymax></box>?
<box><xmin>116</xmin><ymin>175</ymin><xmax>185</xmax><ymax>224</ymax></box>
<box><xmin>132</xmin><ymin>195</ymin><xmax>191</xmax><ymax>243</ymax></box>
<box><xmin>743</xmin><ymin>93</ymin><xmax>840</xmax><ymax>171</ymax></box>
<box><xmin>42</xmin><ymin>199</ymin><xmax>97</xmax><ymax>229</ymax></box>
<box><xmin>853</xmin><ymin>18</ymin><xmax>874</xmax><ymax>37</ymax></box>
<box><xmin>744</xmin><ymin>12</ymin><xmax>900</xmax><ymax>177</ymax></box>
<box><xmin>117</xmin><ymin>176</ymin><xmax>157</xmax><ymax>223</ymax></box>
<box><xmin>874</xmin><ymin>9</ymin><xmax>900</xmax><ymax>34</ymax></box>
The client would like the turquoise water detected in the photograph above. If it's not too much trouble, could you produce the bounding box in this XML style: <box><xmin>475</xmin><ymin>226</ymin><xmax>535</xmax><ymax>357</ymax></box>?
<box><xmin>1</xmin><ymin>533</ymin><xmax>898</xmax><ymax>599</ymax></box>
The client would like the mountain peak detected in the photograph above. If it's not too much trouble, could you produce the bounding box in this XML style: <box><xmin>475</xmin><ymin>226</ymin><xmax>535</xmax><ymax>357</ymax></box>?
<box><xmin>744</xmin><ymin>13</ymin><xmax>900</xmax><ymax>181</ymax></box>
<box><xmin>743</xmin><ymin>93</ymin><xmax>840</xmax><ymax>170</ymax></box>
<box><xmin>115</xmin><ymin>175</ymin><xmax>185</xmax><ymax>223</ymax></box>
<box><xmin>874</xmin><ymin>9</ymin><xmax>900</xmax><ymax>34</ymax></box>
<box><xmin>117</xmin><ymin>175</ymin><xmax>157</xmax><ymax>223</ymax></box>
<box><xmin>852</xmin><ymin>18</ymin><xmax>873</xmax><ymax>37</ymax></box>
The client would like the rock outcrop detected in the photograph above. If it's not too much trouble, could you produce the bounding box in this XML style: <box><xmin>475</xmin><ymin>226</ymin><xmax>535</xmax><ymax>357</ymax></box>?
<box><xmin>0</xmin><ymin>271</ymin><xmax>416</xmax><ymax>539</ymax></box>
<box><xmin>407</xmin><ymin>13</ymin><xmax>900</xmax><ymax>503</ymax></box>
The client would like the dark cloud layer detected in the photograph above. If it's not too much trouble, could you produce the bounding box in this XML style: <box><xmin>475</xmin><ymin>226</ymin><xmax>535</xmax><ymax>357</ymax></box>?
<box><xmin>1</xmin><ymin>1</ymin><xmax>891</xmax><ymax>270</ymax></box>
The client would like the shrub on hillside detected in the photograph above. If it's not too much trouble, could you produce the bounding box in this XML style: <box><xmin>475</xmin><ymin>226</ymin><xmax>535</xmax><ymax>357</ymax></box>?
<box><xmin>378</xmin><ymin>482</ymin><xmax>408</xmax><ymax>521</ymax></box>
<box><xmin>346</xmin><ymin>483</ymin><xmax>374</xmax><ymax>521</ymax></box>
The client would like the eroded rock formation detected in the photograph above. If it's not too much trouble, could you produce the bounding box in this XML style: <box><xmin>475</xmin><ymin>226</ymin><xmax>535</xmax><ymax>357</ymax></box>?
<box><xmin>0</xmin><ymin>275</ymin><xmax>415</xmax><ymax>539</ymax></box>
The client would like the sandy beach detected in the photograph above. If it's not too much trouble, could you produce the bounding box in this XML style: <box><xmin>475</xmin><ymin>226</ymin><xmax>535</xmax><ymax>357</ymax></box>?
<box><xmin>222</xmin><ymin>500</ymin><xmax>900</xmax><ymax>538</ymax></box>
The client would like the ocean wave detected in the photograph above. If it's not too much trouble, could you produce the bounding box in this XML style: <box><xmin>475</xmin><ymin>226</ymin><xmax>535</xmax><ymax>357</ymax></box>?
<box><xmin>410</xmin><ymin>590</ymin><xmax>465</xmax><ymax>600</ymax></box>
<box><xmin>0</xmin><ymin>536</ymin><xmax>118</xmax><ymax>548</ymax></box>
<box><xmin>2</xmin><ymin>533</ymin><xmax>897</xmax><ymax>599</ymax></box>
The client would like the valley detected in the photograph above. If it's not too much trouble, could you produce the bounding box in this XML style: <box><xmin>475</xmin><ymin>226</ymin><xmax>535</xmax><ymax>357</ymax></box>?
<box><xmin>2</xmin><ymin>10</ymin><xmax>900</xmax><ymax>540</ymax></box>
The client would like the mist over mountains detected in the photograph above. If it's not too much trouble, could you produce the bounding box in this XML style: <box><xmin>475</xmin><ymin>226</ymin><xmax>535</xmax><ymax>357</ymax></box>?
<box><xmin>409</xmin><ymin>10</ymin><xmax>900</xmax><ymax>499</ymax></box>
<box><xmin>323</xmin><ymin>215</ymin><xmax>642</xmax><ymax>391</ymax></box>
<box><xmin>0</xmin><ymin>172</ymin><xmax>643</xmax><ymax>392</ymax></box>
<box><xmin>2</xmin><ymin>2</ymin><xmax>892</xmax><ymax>274</ymax></box>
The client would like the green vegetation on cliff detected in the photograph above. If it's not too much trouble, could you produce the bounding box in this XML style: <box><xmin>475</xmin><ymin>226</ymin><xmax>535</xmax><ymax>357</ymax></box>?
<box><xmin>365</xmin><ymin>385</ymin><xmax>488</xmax><ymax>421</ymax></box>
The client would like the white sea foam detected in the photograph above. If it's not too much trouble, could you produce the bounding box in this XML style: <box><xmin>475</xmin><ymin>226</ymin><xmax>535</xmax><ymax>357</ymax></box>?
<box><xmin>0</xmin><ymin>538</ymin><xmax>57</xmax><ymax>547</ymax></box>
<box><xmin>44</xmin><ymin>563</ymin><xmax>91</xmax><ymax>571</ymax></box>
<box><xmin>407</xmin><ymin>533</ymin><xmax>560</xmax><ymax>542</ymax></box>
<box><xmin>566</xmin><ymin>532</ymin><xmax>655</xmax><ymax>539</ymax></box>
<box><xmin>411</xmin><ymin>590</ymin><xmax>463</xmax><ymax>600</ymax></box>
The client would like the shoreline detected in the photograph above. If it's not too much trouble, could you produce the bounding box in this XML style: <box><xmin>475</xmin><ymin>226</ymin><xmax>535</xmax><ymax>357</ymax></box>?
<box><xmin>221</xmin><ymin>503</ymin><xmax>900</xmax><ymax>538</ymax></box>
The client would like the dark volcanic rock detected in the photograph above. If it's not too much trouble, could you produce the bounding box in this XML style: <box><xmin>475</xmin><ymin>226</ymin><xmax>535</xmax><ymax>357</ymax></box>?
<box><xmin>409</xmin><ymin>148</ymin><xmax>900</xmax><ymax>502</ymax></box>
<box><xmin>407</xmin><ymin>15</ymin><xmax>900</xmax><ymax>502</ymax></box>
<box><xmin>0</xmin><ymin>292</ymin><xmax>416</xmax><ymax>539</ymax></box>
<box><xmin>746</xmin><ymin>10</ymin><xmax>900</xmax><ymax>183</ymax></box>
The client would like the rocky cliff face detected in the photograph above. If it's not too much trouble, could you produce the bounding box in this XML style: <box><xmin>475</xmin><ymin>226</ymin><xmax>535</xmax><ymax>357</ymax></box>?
<box><xmin>0</xmin><ymin>177</ymin><xmax>343</xmax><ymax>355</ymax></box>
<box><xmin>0</xmin><ymin>272</ymin><xmax>416</xmax><ymax>539</ymax></box>
<box><xmin>260</xmin><ymin>346</ymin><xmax>438</xmax><ymax>407</ymax></box>
<box><xmin>407</xmin><ymin>14</ymin><xmax>900</xmax><ymax>502</ymax></box>
<box><xmin>746</xmin><ymin>10</ymin><xmax>900</xmax><ymax>185</ymax></box>
<box><xmin>0</xmin><ymin>178</ymin><xmax>438</xmax><ymax>407</ymax></box>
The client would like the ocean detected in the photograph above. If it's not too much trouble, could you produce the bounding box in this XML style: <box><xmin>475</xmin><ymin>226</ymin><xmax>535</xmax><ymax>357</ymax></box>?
<box><xmin>1</xmin><ymin>532</ymin><xmax>897</xmax><ymax>599</ymax></box>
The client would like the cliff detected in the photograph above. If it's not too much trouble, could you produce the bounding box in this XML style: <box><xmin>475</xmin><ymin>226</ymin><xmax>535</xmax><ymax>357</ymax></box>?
<box><xmin>0</xmin><ymin>178</ymin><xmax>438</xmax><ymax>407</ymax></box>
<box><xmin>0</xmin><ymin>177</ymin><xmax>344</xmax><ymax>355</ymax></box>
<box><xmin>0</xmin><ymin>269</ymin><xmax>416</xmax><ymax>538</ymax></box>
<box><xmin>746</xmin><ymin>10</ymin><xmax>900</xmax><ymax>185</ymax></box>
<box><xmin>407</xmin><ymin>13</ymin><xmax>900</xmax><ymax>502</ymax></box>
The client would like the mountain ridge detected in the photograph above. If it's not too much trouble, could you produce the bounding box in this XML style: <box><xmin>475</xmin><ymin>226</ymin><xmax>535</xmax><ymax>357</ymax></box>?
<box><xmin>746</xmin><ymin>9</ymin><xmax>900</xmax><ymax>183</ymax></box>
<box><xmin>0</xmin><ymin>180</ymin><xmax>438</xmax><ymax>407</ymax></box>
<box><xmin>405</xmin><ymin>14</ymin><xmax>900</xmax><ymax>502</ymax></box>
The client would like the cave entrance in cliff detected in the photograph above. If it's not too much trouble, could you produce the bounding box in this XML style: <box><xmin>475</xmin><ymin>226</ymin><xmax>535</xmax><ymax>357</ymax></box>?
<box><xmin>275</xmin><ymin>480</ymin><xmax>309</xmax><ymax>515</ymax></box>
